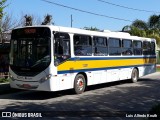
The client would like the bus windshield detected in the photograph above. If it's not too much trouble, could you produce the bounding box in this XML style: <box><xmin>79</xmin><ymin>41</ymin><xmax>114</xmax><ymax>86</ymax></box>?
<box><xmin>10</xmin><ymin>27</ymin><xmax>51</xmax><ymax>76</ymax></box>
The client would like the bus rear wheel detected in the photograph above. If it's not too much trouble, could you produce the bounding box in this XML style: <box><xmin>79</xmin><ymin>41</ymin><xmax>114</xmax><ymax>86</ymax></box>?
<box><xmin>131</xmin><ymin>68</ymin><xmax>139</xmax><ymax>83</ymax></box>
<box><xmin>74</xmin><ymin>74</ymin><xmax>86</xmax><ymax>94</ymax></box>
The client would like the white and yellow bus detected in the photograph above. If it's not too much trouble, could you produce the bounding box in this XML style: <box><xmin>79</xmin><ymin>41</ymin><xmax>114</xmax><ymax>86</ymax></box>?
<box><xmin>9</xmin><ymin>25</ymin><xmax>156</xmax><ymax>94</ymax></box>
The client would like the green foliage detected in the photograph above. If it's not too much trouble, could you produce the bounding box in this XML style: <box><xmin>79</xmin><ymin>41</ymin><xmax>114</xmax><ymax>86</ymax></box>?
<box><xmin>157</xmin><ymin>67</ymin><xmax>160</xmax><ymax>72</ymax></box>
<box><xmin>0</xmin><ymin>78</ymin><xmax>9</xmax><ymax>83</ymax></box>
<box><xmin>0</xmin><ymin>0</ymin><xmax>7</xmax><ymax>20</ymax></box>
<box><xmin>148</xmin><ymin>34</ymin><xmax>160</xmax><ymax>45</ymax></box>
<box><xmin>122</xmin><ymin>14</ymin><xmax>160</xmax><ymax>46</ymax></box>
<box><xmin>84</xmin><ymin>26</ymin><xmax>100</xmax><ymax>31</ymax></box>
<box><xmin>129</xmin><ymin>26</ymin><xmax>146</xmax><ymax>37</ymax></box>
<box><xmin>0</xmin><ymin>0</ymin><xmax>7</xmax><ymax>34</ymax></box>
<box><xmin>157</xmin><ymin>51</ymin><xmax>160</xmax><ymax>64</ymax></box>
<box><xmin>132</xmin><ymin>19</ymin><xmax>148</xmax><ymax>30</ymax></box>
<box><xmin>148</xmin><ymin>14</ymin><xmax>160</xmax><ymax>29</ymax></box>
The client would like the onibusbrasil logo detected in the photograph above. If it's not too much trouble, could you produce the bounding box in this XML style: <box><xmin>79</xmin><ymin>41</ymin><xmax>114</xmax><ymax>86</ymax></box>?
<box><xmin>2</xmin><ymin>112</ymin><xmax>42</xmax><ymax>118</ymax></box>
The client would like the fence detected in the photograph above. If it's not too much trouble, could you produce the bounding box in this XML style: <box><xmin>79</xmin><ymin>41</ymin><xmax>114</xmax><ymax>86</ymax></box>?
<box><xmin>0</xmin><ymin>43</ymin><xmax>10</xmax><ymax>78</ymax></box>
<box><xmin>157</xmin><ymin>51</ymin><xmax>160</xmax><ymax>64</ymax></box>
<box><xmin>0</xmin><ymin>53</ymin><xmax>9</xmax><ymax>78</ymax></box>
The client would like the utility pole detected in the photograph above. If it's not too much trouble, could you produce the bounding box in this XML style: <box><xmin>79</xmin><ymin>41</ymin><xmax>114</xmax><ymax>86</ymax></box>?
<box><xmin>71</xmin><ymin>14</ymin><xmax>73</xmax><ymax>27</ymax></box>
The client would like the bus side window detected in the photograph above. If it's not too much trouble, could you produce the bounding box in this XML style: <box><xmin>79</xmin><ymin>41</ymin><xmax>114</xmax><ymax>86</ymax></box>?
<box><xmin>93</xmin><ymin>36</ymin><xmax>108</xmax><ymax>56</ymax></box>
<box><xmin>151</xmin><ymin>42</ymin><xmax>156</xmax><ymax>55</ymax></box>
<box><xmin>143</xmin><ymin>41</ymin><xmax>151</xmax><ymax>55</ymax></box>
<box><xmin>108</xmin><ymin>38</ymin><xmax>121</xmax><ymax>56</ymax></box>
<box><xmin>133</xmin><ymin>40</ymin><xmax>142</xmax><ymax>55</ymax></box>
<box><xmin>74</xmin><ymin>34</ymin><xmax>92</xmax><ymax>56</ymax></box>
<box><xmin>122</xmin><ymin>39</ymin><xmax>133</xmax><ymax>55</ymax></box>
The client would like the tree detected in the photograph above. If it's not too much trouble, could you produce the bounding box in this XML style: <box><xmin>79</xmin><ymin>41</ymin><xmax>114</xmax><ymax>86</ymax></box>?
<box><xmin>130</xmin><ymin>26</ymin><xmax>146</xmax><ymax>37</ymax></box>
<box><xmin>42</xmin><ymin>14</ymin><xmax>52</xmax><ymax>25</ymax></box>
<box><xmin>122</xmin><ymin>14</ymin><xmax>160</xmax><ymax>46</ymax></box>
<box><xmin>0</xmin><ymin>14</ymin><xmax>19</xmax><ymax>31</ymax></box>
<box><xmin>148</xmin><ymin>14</ymin><xmax>160</xmax><ymax>30</ymax></box>
<box><xmin>24</xmin><ymin>15</ymin><xmax>32</xmax><ymax>26</ymax></box>
<box><xmin>15</xmin><ymin>13</ymin><xmax>43</xmax><ymax>27</ymax></box>
<box><xmin>0</xmin><ymin>0</ymin><xmax>7</xmax><ymax>20</ymax></box>
<box><xmin>20</xmin><ymin>14</ymin><xmax>53</xmax><ymax>26</ymax></box>
<box><xmin>0</xmin><ymin>0</ymin><xmax>7</xmax><ymax>43</ymax></box>
<box><xmin>84</xmin><ymin>26</ymin><xmax>99</xmax><ymax>31</ymax></box>
<box><xmin>0</xmin><ymin>14</ymin><xmax>20</xmax><ymax>43</ymax></box>
<box><xmin>132</xmin><ymin>19</ymin><xmax>148</xmax><ymax>30</ymax></box>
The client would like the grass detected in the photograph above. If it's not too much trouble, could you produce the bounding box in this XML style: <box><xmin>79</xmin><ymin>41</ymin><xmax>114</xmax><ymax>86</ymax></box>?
<box><xmin>0</xmin><ymin>78</ymin><xmax>9</xmax><ymax>83</ymax></box>
<box><xmin>157</xmin><ymin>67</ymin><xmax>160</xmax><ymax>72</ymax></box>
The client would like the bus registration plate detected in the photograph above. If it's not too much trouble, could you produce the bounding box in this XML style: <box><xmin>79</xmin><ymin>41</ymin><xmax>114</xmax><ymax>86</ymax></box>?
<box><xmin>22</xmin><ymin>84</ymin><xmax>31</xmax><ymax>88</ymax></box>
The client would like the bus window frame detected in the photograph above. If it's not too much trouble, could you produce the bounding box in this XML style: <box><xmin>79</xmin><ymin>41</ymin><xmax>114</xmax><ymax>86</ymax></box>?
<box><xmin>73</xmin><ymin>34</ymin><xmax>92</xmax><ymax>56</ymax></box>
<box><xmin>93</xmin><ymin>36</ymin><xmax>108</xmax><ymax>56</ymax></box>
<box><xmin>143</xmin><ymin>41</ymin><xmax>151</xmax><ymax>55</ymax></box>
<box><xmin>108</xmin><ymin>37</ymin><xmax>121</xmax><ymax>56</ymax></box>
<box><xmin>150</xmin><ymin>41</ymin><xmax>156</xmax><ymax>55</ymax></box>
<box><xmin>122</xmin><ymin>39</ymin><xmax>133</xmax><ymax>56</ymax></box>
<box><xmin>133</xmin><ymin>40</ymin><xmax>142</xmax><ymax>55</ymax></box>
<box><xmin>53</xmin><ymin>32</ymin><xmax>71</xmax><ymax>66</ymax></box>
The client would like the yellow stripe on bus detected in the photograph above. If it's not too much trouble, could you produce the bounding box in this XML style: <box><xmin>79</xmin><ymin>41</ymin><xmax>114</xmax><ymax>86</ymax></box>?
<box><xmin>57</xmin><ymin>58</ymin><xmax>156</xmax><ymax>71</ymax></box>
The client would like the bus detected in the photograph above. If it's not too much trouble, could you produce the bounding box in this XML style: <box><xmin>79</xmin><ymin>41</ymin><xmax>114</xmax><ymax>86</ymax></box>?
<box><xmin>9</xmin><ymin>25</ymin><xmax>156</xmax><ymax>94</ymax></box>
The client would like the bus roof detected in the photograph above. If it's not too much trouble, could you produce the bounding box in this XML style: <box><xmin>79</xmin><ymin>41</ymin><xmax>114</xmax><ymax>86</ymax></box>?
<box><xmin>14</xmin><ymin>25</ymin><xmax>156</xmax><ymax>42</ymax></box>
<box><xmin>49</xmin><ymin>25</ymin><xmax>155</xmax><ymax>42</ymax></box>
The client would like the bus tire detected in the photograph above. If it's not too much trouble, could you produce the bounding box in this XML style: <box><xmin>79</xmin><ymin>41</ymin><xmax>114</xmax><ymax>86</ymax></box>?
<box><xmin>131</xmin><ymin>68</ymin><xmax>139</xmax><ymax>83</ymax></box>
<box><xmin>74</xmin><ymin>74</ymin><xmax>86</xmax><ymax>94</ymax></box>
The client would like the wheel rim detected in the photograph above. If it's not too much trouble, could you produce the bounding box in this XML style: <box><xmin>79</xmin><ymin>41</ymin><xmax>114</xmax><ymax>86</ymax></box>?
<box><xmin>76</xmin><ymin>77</ymin><xmax>84</xmax><ymax>91</ymax></box>
<box><xmin>132</xmin><ymin>71</ymin><xmax>137</xmax><ymax>81</ymax></box>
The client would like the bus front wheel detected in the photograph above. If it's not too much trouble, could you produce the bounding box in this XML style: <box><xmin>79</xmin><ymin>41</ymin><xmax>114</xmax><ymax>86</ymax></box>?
<box><xmin>74</xmin><ymin>74</ymin><xmax>86</xmax><ymax>94</ymax></box>
<box><xmin>131</xmin><ymin>68</ymin><xmax>139</xmax><ymax>83</ymax></box>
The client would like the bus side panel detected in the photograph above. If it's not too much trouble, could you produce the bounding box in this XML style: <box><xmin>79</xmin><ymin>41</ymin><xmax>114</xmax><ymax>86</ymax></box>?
<box><xmin>138</xmin><ymin>64</ymin><xmax>156</xmax><ymax>77</ymax></box>
<box><xmin>54</xmin><ymin>74</ymin><xmax>75</xmax><ymax>91</ymax></box>
<box><xmin>119</xmin><ymin>68</ymin><xmax>133</xmax><ymax>80</ymax></box>
<box><xmin>57</xmin><ymin>57</ymin><xmax>156</xmax><ymax>85</ymax></box>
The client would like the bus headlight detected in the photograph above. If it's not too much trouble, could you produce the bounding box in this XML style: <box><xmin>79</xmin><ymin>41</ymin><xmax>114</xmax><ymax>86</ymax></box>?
<box><xmin>9</xmin><ymin>74</ymin><xmax>15</xmax><ymax>81</ymax></box>
<box><xmin>39</xmin><ymin>74</ymin><xmax>52</xmax><ymax>83</ymax></box>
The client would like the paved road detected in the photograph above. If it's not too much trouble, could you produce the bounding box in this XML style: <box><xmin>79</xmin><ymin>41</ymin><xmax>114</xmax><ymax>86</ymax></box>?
<box><xmin>0</xmin><ymin>72</ymin><xmax>160</xmax><ymax>120</ymax></box>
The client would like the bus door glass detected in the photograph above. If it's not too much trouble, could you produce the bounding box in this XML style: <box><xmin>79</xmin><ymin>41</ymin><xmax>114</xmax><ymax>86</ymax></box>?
<box><xmin>54</xmin><ymin>32</ymin><xmax>71</xmax><ymax>66</ymax></box>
